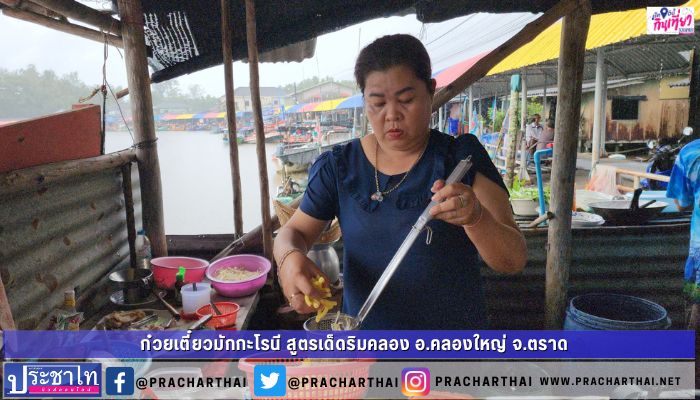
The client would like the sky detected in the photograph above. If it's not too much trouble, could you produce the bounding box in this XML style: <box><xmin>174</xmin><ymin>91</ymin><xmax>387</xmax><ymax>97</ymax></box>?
<box><xmin>0</xmin><ymin>8</ymin><xmax>538</xmax><ymax>97</ymax></box>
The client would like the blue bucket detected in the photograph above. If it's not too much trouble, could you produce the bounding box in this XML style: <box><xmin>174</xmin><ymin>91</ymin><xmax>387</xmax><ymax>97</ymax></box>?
<box><xmin>564</xmin><ymin>293</ymin><xmax>671</xmax><ymax>330</ymax></box>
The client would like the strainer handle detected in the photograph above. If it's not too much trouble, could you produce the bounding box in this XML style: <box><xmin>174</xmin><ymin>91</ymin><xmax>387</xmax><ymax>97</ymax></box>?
<box><xmin>355</xmin><ymin>156</ymin><xmax>474</xmax><ymax>327</ymax></box>
<box><xmin>414</xmin><ymin>155</ymin><xmax>473</xmax><ymax>231</ymax></box>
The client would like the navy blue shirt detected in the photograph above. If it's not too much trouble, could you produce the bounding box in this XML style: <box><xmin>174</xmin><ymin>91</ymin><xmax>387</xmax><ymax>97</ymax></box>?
<box><xmin>300</xmin><ymin>130</ymin><xmax>507</xmax><ymax>329</ymax></box>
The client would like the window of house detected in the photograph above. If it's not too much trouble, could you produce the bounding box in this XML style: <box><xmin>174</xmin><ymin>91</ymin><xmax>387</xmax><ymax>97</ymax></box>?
<box><xmin>611</xmin><ymin>97</ymin><xmax>642</xmax><ymax>120</ymax></box>
<box><xmin>244</xmin><ymin>100</ymin><xmax>250</xmax><ymax>107</ymax></box>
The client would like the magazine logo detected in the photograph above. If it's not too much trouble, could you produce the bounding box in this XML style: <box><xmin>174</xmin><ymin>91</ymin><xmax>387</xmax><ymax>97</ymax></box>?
<box><xmin>3</xmin><ymin>362</ymin><xmax>101</xmax><ymax>398</ymax></box>
<box><xmin>647</xmin><ymin>7</ymin><xmax>694</xmax><ymax>35</ymax></box>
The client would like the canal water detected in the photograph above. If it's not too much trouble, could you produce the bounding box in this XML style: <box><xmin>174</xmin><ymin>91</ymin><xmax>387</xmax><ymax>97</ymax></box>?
<box><xmin>106</xmin><ymin>130</ymin><xmax>296</xmax><ymax>234</ymax></box>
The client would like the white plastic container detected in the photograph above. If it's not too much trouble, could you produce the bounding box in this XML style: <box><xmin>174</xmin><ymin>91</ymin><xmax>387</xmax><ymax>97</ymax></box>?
<box><xmin>181</xmin><ymin>282</ymin><xmax>212</xmax><ymax>316</ymax></box>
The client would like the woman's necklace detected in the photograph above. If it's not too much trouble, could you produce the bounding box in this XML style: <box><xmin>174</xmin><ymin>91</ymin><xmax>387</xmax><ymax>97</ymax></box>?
<box><xmin>371</xmin><ymin>137</ymin><xmax>429</xmax><ymax>202</ymax></box>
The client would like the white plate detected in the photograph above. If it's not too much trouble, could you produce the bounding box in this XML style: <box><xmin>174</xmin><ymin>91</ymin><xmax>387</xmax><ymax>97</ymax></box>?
<box><xmin>571</xmin><ymin>211</ymin><xmax>605</xmax><ymax>227</ymax></box>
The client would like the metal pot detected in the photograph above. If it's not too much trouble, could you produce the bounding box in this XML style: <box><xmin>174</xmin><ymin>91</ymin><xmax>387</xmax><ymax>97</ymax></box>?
<box><xmin>589</xmin><ymin>188</ymin><xmax>667</xmax><ymax>225</ymax></box>
<box><xmin>109</xmin><ymin>268</ymin><xmax>153</xmax><ymax>304</ymax></box>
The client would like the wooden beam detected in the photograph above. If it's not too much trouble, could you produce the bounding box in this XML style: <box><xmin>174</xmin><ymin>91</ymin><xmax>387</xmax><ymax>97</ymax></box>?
<box><xmin>545</xmin><ymin>0</ymin><xmax>592</xmax><ymax>329</ymax></box>
<box><xmin>0</xmin><ymin>148</ymin><xmax>135</xmax><ymax>195</ymax></box>
<box><xmin>432</xmin><ymin>0</ymin><xmax>581</xmax><ymax>111</ymax></box>
<box><xmin>244</xmin><ymin>0</ymin><xmax>273</xmax><ymax>263</ymax></box>
<box><xmin>2</xmin><ymin>7</ymin><xmax>122</xmax><ymax>47</ymax></box>
<box><xmin>30</xmin><ymin>0</ymin><xmax>121</xmax><ymax>35</ymax></box>
<box><xmin>0</xmin><ymin>0</ymin><xmax>63</xmax><ymax>18</ymax></box>
<box><xmin>222</xmin><ymin>0</ymin><xmax>244</xmax><ymax>238</ymax></box>
<box><xmin>117</xmin><ymin>0</ymin><xmax>167</xmax><ymax>257</ymax></box>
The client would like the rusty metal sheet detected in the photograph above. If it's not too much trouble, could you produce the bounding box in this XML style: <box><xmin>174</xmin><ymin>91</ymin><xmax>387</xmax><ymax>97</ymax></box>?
<box><xmin>0</xmin><ymin>164</ymin><xmax>141</xmax><ymax>329</ymax></box>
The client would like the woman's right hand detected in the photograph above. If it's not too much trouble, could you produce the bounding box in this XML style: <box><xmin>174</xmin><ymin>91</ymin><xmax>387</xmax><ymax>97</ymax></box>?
<box><xmin>279</xmin><ymin>251</ymin><xmax>330</xmax><ymax>314</ymax></box>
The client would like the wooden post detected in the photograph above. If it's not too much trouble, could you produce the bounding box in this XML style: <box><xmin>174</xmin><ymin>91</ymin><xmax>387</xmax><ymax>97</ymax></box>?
<box><xmin>545</xmin><ymin>0</ymin><xmax>592</xmax><ymax>329</ymax></box>
<box><xmin>117</xmin><ymin>0</ymin><xmax>167</xmax><ymax>257</ymax></box>
<box><xmin>518</xmin><ymin>69</ymin><xmax>529</xmax><ymax>179</ymax></box>
<box><xmin>221</xmin><ymin>0</ymin><xmax>244</xmax><ymax>238</ymax></box>
<box><xmin>478</xmin><ymin>87</ymin><xmax>482</xmax><ymax>136</ymax></box>
<box><xmin>688</xmin><ymin>48</ymin><xmax>700</xmax><ymax>139</ymax></box>
<box><xmin>504</xmin><ymin>75</ymin><xmax>520</xmax><ymax>188</ymax></box>
<box><xmin>591</xmin><ymin>48</ymin><xmax>606</xmax><ymax>170</ymax></box>
<box><xmin>468</xmin><ymin>86</ymin><xmax>474</xmax><ymax>133</ymax></box>
<box><xmin>543</xmin><ymin>72</ymin><xmax>548</xmax><ymax>120</ymax></box>
<box><xmin>121</xmin><ymin>163</ymin><xmax>138</xmax><ymax>269</ymax></box>
<box><xmin>244</xmin><ymin>0</ymin><xmax>273</xmax><ymax>262</ymax></box>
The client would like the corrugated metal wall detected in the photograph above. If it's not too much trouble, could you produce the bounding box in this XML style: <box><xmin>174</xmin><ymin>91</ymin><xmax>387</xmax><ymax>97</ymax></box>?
<box><xmin>0</xmin><ymin>163</ymin><xmax>141</xmax><ymax>329</ymax></box>
<box><xmin>483</xmin><ymin>223</ymin><xmax>689</xmax><ymax>329</ymax></box>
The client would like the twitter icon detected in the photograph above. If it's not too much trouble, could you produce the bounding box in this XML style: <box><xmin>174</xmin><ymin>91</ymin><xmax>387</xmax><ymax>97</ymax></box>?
<box><xmin>254</xmin><ymin>365</ymin><xmax>286</xmax><ymax>397</ymax></box>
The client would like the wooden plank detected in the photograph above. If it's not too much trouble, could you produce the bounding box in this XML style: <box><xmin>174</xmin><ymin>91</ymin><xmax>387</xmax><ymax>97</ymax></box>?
<box><xmin>0</xmin><ymin>148</ymin><xmax>136</xmax><ymax>195</ymax></box>
<box><xmin>431</xmin><ymin>0</ymin><xmax>581</xmax><ymax>110</ymax></box>
<box><xmin>29</xmin><ymin>0</ymin><xmax>121</xmax><ymax>35</ymax></box>
<box><xmin>545</xmin><ymin>0</ymin><xmax>592</xmax><ymax>329</ymax></box>
<box><xmin>221</xmin><ymin>0</ymin><xmax>244</xmax><ymax>238</ymax></box>
<box><xmin>244</xmin><ymin>0</ymin><xmax>274</xmax><ymax>264</ymax></box>
<box><xmin>1</xmin><ymin>7</ymin><xmax>122</xmax><ymax>47</ymax></box>
<box><xmin>0</xmin><ymin>105</ymin><xmax>102</xmax><ymax>173</ymax></box>
<box><xmin>117</xmin><ymin>0</ymin><xmax>167</xmax><ymax>257</ymax></box>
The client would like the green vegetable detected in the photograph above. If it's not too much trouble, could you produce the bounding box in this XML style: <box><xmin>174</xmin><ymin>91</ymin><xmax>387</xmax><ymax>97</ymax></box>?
<box><xmin>509</xmin><ymin>178</ymin><xmax>551</xmax><ymax>202</ymax></box>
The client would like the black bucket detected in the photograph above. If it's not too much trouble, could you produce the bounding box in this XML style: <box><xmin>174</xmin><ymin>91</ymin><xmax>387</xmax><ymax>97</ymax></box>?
<box><xmin>564</xmin><ymin>293</ymin><xmax>671</xmax><ymax>330</ymax></box>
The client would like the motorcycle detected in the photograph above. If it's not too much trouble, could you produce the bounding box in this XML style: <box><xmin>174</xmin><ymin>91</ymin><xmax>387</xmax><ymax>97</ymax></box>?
<box><xmin>641</xmin><ymin>126</ymin><xmax>694</xmax><ymax>190</ymax></box>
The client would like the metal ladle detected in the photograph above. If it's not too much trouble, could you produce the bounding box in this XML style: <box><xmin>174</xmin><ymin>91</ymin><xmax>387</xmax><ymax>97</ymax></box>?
<box><xmin>305</xmin><ymin>156</ymin><xmax>474</xmax><ymax>331</ymax></box>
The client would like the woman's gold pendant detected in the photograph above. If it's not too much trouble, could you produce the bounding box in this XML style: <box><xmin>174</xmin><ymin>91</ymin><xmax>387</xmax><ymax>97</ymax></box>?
<box><xmin>371</xmin><ymin>191</ymin><xmax>384</xmax><ymax>202</ymax></box>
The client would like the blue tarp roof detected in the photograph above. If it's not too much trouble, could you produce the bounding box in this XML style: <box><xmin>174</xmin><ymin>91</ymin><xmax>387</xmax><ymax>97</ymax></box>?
<box><xmin>336</xmin><ymin>94</ymin><xmax>362</xmax><ymax>110</ymax></box>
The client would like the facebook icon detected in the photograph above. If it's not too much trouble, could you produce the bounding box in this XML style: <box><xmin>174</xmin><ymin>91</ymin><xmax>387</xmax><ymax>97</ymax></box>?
<box><xmin>106</xmin><ymin>367</ymin><xmax>134</xmax><ymax>396</ymax></box>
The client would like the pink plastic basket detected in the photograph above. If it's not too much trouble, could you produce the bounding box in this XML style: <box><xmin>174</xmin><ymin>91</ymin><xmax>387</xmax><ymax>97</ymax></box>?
<box><xmin>238</xmin><ymin>356</ymin><xmax>374</xmax><ymax>399</ymax></box>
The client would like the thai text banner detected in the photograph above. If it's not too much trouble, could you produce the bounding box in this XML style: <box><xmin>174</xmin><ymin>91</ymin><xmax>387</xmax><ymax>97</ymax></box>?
<box><xmin>3</xmin><ymin>330</ymin><xmax>694</xmax><ymax>359</ymax></box>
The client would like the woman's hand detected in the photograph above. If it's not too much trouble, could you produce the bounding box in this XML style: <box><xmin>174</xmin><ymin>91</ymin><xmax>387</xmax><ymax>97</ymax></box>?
<box><xmin>428</xmin><ymin>180</ymin><xmax>483</xmax><ymax>227</ymax></box>
<box><xmin>278</xmin><ymin>250</ymin><xmax>330</xmax><ymax>314</ymax></box>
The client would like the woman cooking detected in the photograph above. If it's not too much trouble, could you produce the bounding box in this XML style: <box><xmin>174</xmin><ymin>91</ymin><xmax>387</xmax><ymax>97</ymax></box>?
<box><xmin>273</xmin><ymin>34</ymin><xmax>527</xmax><ymax>329</ymax></box>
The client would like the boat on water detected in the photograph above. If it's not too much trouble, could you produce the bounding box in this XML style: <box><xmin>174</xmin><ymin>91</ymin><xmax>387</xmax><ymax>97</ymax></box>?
<box><xmin>274</xmin><ymin>131</ymin><xmax>356</xmax><ymax>168</ymax></box>
<box><xmin>242</xmin><ymin>131</ymin><xmax>283</xmax><ymax>144</ymax></box>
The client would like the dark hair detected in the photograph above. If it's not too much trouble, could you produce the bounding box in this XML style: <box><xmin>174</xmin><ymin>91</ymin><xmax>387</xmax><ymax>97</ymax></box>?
<box><xmin>354</xmin><ymin>34</ymin><xmax>433</xmax><ymax>94</ymax></box>
<box><xmin>546</xmin><ymin>119</ymin><xmax>555</xmax><ymax>129</ymax></box>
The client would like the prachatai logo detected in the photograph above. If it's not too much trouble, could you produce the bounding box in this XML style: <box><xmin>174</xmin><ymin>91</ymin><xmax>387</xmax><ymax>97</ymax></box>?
<box><xmin>4</xmin><ymin>362</ymin><xmax>101</xmax><ymax>398</ymax></box>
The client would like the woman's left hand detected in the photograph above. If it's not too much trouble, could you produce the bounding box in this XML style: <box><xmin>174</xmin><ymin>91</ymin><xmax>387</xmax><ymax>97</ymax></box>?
<box><xmin>429</xmin><ymin>180</ymin><xmax>482</xmax><ymax>227</ymax></box>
